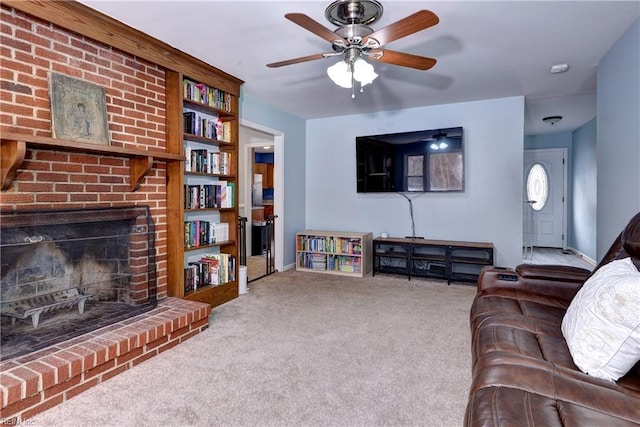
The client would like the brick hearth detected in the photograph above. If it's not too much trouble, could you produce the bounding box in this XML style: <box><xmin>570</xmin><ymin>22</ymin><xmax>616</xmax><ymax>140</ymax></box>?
<box><xmin>0</xmin><ymin>298</ymin><xmax>211</xmax><ymax>422</ymax></box>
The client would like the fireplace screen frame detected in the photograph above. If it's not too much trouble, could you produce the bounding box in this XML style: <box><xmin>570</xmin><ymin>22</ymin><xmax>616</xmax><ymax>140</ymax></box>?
<box><xmin>1</xmin><ymin>205</ymin><xmax>158</xmax><ymax>360</ymax></box>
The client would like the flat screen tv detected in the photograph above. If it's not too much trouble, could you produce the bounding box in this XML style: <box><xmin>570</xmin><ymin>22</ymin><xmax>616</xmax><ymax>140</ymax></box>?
<box><xmin>356</xmin><ymin>126</ymin><xmax>464</xmax><ymax>193</ymax></box>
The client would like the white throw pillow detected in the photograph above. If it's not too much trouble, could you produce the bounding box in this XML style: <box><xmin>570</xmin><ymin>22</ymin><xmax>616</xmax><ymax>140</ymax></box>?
<box><xmin>561</xmin><ymin>257</ymin><xmax>640</xmax><ymax>381</ymax></box>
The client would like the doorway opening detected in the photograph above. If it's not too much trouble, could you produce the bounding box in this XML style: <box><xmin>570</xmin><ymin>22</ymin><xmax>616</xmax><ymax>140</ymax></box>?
<box><xmin>523</xmin><ymin>148</ymin><xmax>573</xmax><ymax>265</ymax></box>
<box><xmin>240</xmin><ymin>121</ymin><xmax>284</xmax><ymax>283</ymax></box>
<box><xmin>523</xmin><ymin>148</ymin><xmax>567</xmax><ymax>250</ymax></box>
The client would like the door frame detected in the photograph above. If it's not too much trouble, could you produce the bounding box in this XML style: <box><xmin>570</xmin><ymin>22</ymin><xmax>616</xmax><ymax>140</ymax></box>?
<box><xmin>240</xmin><ymin>119</ymin><xmax>284</xmax><ymax>272</ymax></box>
<box><xmin>524</xmin><ymin>148</ymin><xmax>568</xmax><ymax>250</ymax></box>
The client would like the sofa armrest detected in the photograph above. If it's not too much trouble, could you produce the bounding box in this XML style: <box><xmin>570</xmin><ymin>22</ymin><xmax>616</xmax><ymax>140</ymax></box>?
<box><xmin>477</xmin><ymin>266</ymin><xmax>585</xmax><ymax>301</ymax></box>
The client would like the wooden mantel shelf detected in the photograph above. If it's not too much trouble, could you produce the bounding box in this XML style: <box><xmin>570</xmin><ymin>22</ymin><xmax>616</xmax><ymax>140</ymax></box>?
<box><xmin>1</xmin><ymin>132</ymin><xmax>183</xmax><ymax>191</ymax></box>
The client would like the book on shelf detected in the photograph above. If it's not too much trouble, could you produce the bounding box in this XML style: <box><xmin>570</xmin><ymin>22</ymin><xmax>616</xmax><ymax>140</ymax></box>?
<box><xmin>186</xmin><ymin>257</ymin><xmax>220</xmax><ymax>289</ymax></box>
<box><xmin>199</xmin><ymin>252</ymin><xmax>236</xmax><ymax>283</ymax></box>
<box><xmin>183</xmin><ymin>112</ymin><xmax>220</xmax><ymax>139</ymax></box>
<box><xmin>183</xmin><ymin>145</ymin><xmax>232</xmax><ymax>175</ymax></box>
<box><xmin>298</xmin><ymin>235</ymin><xmax>362</xmax><ymax>254</ymax></box>
<box><xmin>183</xmin><ymin>220</ymin><xmax>229</xmax><ymax>248</ymax></box>
<box><xmin>183</xmin><ymin>78</ymin><xmax>232</xmax><ymax>113</ymax></box>
<box><xmin>184</xmin><ymin>181</ymin><xmax>234</xmax><ymax>210</ymax></box>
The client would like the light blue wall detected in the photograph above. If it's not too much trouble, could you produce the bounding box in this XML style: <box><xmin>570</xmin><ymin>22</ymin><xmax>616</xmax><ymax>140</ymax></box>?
<box><xmin>571</xmin><ymin>118</ymin><xmax>597</xmax><ymax>261</ymax></box>
<box><xmin>524</xmin><ymin>132</ymin><xmax>572</xmax><ymax>151</ymax></box>
<box><xmin>596</xmin><ymin>19</ymin><xmax>640</xmax><ymax>259</ymax></box>
<box><xmin>238</xmin><ymin>18</ymin><xmax>638</xmax><ymax>269</ymax></box>
<box><xmin>306</xmin><ymin>96</ymin><xmax>525</xmax><ymax>268</ymax></box>
<box><xmin>239</xmin><ymin>93</ymin><xmax>306</xmax><ymax>267</ymax></box>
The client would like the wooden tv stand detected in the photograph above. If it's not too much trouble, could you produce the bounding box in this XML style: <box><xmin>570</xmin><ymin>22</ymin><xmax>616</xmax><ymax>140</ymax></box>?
<box><xmin>373</xmin><ymin>237</ymin><xmax>494</xmax><ymax>284</ymax></box>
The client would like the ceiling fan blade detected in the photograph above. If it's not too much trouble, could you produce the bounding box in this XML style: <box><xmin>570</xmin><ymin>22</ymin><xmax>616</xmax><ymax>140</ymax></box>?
<box><xmin>364</xmin><ymin>10</ymin><xmax>439</xmax><ymax>47</ymax></box>
<box><xmin>369</xmin><ymin>49</ymin><xmax>437</xmax><ymax>70</ymax></box>
<box><xmin>267</xmin><ymin>53</ymin><xmax>329</xmax><ymax>68</ymax></box>
<box><xmin>285</xmin><ymin>13</ymin><xmax>347</xmax><ymax>45</ymax></box>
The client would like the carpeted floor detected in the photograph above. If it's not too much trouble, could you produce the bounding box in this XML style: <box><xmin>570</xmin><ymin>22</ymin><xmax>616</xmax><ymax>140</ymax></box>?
<box><xmin>30</xmin><ymin>270</ymin><xmax>477</xmax><ymax>427</ymax></box>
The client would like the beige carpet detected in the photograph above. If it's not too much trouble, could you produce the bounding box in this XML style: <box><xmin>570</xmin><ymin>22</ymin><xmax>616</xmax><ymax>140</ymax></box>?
<box><xmin>31</xmin><ymin>270</ymin><xmax>477</xmax><ymax>426</ymax></box>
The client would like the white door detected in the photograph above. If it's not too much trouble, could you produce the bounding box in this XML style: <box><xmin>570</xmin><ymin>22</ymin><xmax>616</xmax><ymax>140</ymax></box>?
<box><xmin>524</xmin><ymin>149</ymin><xmax>567</xmax><ymax>248</ymax></box>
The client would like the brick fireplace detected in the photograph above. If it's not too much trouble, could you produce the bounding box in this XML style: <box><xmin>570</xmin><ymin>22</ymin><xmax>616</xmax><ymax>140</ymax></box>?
<box><xmin>0</xmin><ymin>5</ymin><xmax>212</xmax><ymax>423</ymax></box>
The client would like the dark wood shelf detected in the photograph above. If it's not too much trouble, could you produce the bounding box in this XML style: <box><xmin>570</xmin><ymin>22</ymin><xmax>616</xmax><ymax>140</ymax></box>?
<box><xmin>184</xmin><ymin>171</ymin><xmax>234</xmax><ymax>179</ymax></box>
<box><xmin>184</xmin><ymin>280</ymin><xmax>238</xmax><ymax>307</ymax></box>
<box><xmin>376</xmin><ymin>252</ymin><xmax>409</xmax><ymax>259</ymax></box>
<box><xmin>451</xmin><ymin>257</ymin><xmax>493</xmax><ymax>264</ymax></box>
<box><xmin>1</xmin><ymin>132</ymin><xmax>183</xmax><ymax>191</ymax></box>
<box><xmin>183</xmin><ymin>99</ymin><xmax>234</xmax><ymax>119</ymax></box>
<box><xmin>185</xmin><ymin>207</ymin><xmax>235</xmax><ymax>213</ymax></box>
<box><xmin>412</xmin><ymin>255</ymin><xmax>447</xmax><ymax>262</ymax></box>
<box><xmin>183</xmin><ymin>133</ymin><xmax>233</xmax><ymax>147</ymax></box>
<box><xmin>184</xmin><ymin>240</ymin><xmax>235</xmax><ymax>252</ymax></box>
<box><xmin>373</xmin><ymin>237</ymin><xmax>494</xmax><ymax>284</ymax></box>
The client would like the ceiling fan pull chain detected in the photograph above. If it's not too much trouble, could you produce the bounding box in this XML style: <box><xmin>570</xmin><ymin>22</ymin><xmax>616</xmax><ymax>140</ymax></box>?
<box><xmin>351</xmin><ymin>63</ymin><xmax>356</xmax><ymax>98</ymax></box>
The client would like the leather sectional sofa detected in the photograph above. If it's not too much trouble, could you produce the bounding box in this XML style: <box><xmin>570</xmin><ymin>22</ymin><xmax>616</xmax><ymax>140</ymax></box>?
<box><xmin>466</xmin><ymin>211</ymin><xmax>640</xmax><ymax>426</ymax></box>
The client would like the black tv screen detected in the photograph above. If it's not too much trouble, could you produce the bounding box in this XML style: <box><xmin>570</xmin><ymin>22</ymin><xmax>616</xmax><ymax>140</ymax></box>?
<box><xmin>356</xmin><ymin>127</ymin><xmax>464</xmax><ymax>193</ymax></box>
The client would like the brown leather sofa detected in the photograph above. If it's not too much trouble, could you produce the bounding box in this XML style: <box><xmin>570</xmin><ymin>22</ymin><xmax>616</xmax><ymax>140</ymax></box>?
<box><xmin>465</xmin><ymin>211</ymin><xmax>640</xmax><ymax>426</ymax></box>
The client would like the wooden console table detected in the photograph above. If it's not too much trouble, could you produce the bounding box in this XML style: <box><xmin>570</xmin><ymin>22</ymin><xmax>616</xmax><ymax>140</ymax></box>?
<box><xmin>373</xmin><ymin>237</ymin><xmax>494</xmax><ymax>284</ymax></box>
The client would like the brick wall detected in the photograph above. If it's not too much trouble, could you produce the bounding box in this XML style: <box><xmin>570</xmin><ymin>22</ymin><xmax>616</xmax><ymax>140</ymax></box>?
<box><xmin>0</xmin><ymin>6</ymin><xmax>168</xmax><ymax>298</ymax></box>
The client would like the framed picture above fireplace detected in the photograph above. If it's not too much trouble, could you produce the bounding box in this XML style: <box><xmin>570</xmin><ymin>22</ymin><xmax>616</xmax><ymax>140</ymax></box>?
<box><xmin>49</xmin><ymin>72</ymin><xmax>111</xmax><ymax>145</ymax></box>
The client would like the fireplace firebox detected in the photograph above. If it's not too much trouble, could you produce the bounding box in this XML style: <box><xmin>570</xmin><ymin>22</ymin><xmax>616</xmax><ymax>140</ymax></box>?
<box><xmin>0</xmin><ymin>205</ymin><xmax>158</xmax><ymax>360</ymax></box>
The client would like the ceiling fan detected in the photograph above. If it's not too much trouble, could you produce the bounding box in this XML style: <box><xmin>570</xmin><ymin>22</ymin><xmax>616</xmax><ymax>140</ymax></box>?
<box><xmin>266</xmin><ymin>0</ymin><xmax>439</xmax><ymax>96</ymax></box>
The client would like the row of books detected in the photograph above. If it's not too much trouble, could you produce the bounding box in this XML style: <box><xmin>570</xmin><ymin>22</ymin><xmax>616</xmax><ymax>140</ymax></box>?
<box><xmin>183</xmin><ymin>111</ymin><xmax>225</xmax><ymax>140</ymax></box>
<box><xmin>184</xmin><ymin>253</ymin><xmax>237</xmax><ymax>293</ymax></box>
<box><xmin>297</xmin><ymin>253</ymin><xmax>362</xmax><ymax>272</ymax></box>
<box><xmin>184</xmin><ymin>221</ymin><xmax>229</xmax><ymax>248</ymax></box>
<box><xmin>183</xmin><ymin>78</ymin><xmax>232</xmax><ymax>113</ymax></box>
<box><xmin>184</xmin><ymin>182</ymin><xmax>234</xmax><ymax>210</ymax></box>
<box><xmin>297</xmin><ymin>236</ymin><xmax>363</xmax><ymax>255</ymax></box>
<box><xmin>184</xmin><ymin>145</ymin><xmax>232</xmax><ymax>175</ymax></box>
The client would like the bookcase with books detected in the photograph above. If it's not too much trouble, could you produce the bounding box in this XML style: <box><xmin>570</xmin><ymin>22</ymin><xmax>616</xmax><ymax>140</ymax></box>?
<box><xmin>296</xmin><ymin>230</ymin><xmax>373</xmax><ymax>277</ymax></box>
<box><xmin>166</xmin><ymin>68</ymin><xmax>243</xmax><ymax>307</ymax></box>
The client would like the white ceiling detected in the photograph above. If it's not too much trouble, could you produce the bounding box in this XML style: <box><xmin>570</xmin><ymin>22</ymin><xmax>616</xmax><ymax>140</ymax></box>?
<box><xmin>79</xmin><ymin>1</ymin><xmax>639</xmax><ymax>135</ymax></box>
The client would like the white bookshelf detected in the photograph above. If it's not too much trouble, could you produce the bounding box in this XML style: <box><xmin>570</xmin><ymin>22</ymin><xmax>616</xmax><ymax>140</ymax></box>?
<box><xmin>296</xmin><ymin>230</ymin><xmax>372</xmax><ymax>277</ymax></box>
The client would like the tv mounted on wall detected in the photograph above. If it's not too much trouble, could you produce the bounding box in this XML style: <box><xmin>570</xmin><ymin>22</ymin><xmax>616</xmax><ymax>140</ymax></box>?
<box><xmin>356</xmin><ymin>127</ymin><xmax>464</xmax><ymax>193</ymax></box>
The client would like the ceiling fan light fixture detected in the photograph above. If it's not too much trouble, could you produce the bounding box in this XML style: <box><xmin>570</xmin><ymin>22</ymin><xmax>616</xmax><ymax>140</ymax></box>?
<box><xmin>327</xmin><ymin>60</ymin><xmax>352</xmax><ymax>88</ymax></box>
<box><xmin>542</xmin><ymin>115</ymin><xmax>563</xmax><ymax>125</ymax></box>
<box><xmin>353</xmin><ymin>57</ymin><xmax>378</xmax><ymax>86</ymax></box>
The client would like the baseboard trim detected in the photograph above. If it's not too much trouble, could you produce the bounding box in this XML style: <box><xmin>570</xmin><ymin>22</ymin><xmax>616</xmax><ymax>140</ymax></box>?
<box><xmin>567</xmin><ymin>247</ymin><xmax>597</xmax><ymax>267</ymax></box>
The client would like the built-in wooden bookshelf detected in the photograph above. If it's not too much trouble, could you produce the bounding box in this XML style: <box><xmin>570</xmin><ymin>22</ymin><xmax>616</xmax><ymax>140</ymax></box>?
<box><xmin>166</xmin><ymin>70</ymin><xmax>243</xmax><ymax>307</ymax></box>
<box><xmin>296</xmin><ymin>230</ymin><xmax>373</xmax><ymax>277</ymax></box>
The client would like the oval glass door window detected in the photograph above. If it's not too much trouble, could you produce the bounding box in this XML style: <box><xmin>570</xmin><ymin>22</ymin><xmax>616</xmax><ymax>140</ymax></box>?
<box><xmin>526</xmin><ymin>163</ymin><xmax>549</xmax><ymax>211</ymax></box>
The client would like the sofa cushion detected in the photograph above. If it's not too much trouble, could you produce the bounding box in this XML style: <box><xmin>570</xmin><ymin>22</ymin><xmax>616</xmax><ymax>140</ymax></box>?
<box><xmin>466</xmin><ymin>386</ymin><xmax>640</xmax><ymax>427</ymax></box>
<box><xmin>466</xmin><ymin>357</ymin><xmax>640</xmax><ymax>425</ymax></box>
<box><xmin>472</xmin><ymin>322</ymin><xmax>577</xmax><ymax>370</ymax></box>
<box><xmin>562</xmin><ymin>257</ymin><xmax>640</xmax><ymax>381</ymax></box>
<box><xmin>470</xmin><ymin>288</ymin><xmax>570</xmax><ymax>335</ymax></box>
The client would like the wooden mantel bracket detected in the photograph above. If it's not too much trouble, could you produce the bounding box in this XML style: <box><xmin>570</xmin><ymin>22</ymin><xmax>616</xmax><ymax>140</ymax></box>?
<box><xmin>0</xmin><ymin>132</ymin><xmax>183</xmax><ymax>191</ymax></box>
<box><xmin>130</xmin><ymin>156</ymin><xmax>153</xmax><ymax>191</ymax></box>
<box><xmin>1</xmin><ymin>140</ymin><xmax>27</xmax><ymax>191</ymax></box>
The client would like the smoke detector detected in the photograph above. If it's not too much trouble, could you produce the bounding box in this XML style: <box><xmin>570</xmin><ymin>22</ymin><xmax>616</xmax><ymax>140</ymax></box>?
<box><xmin>549</xmin><ymin>63</ymin><xmax>569</xmax><ymax>74</ymax></box>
